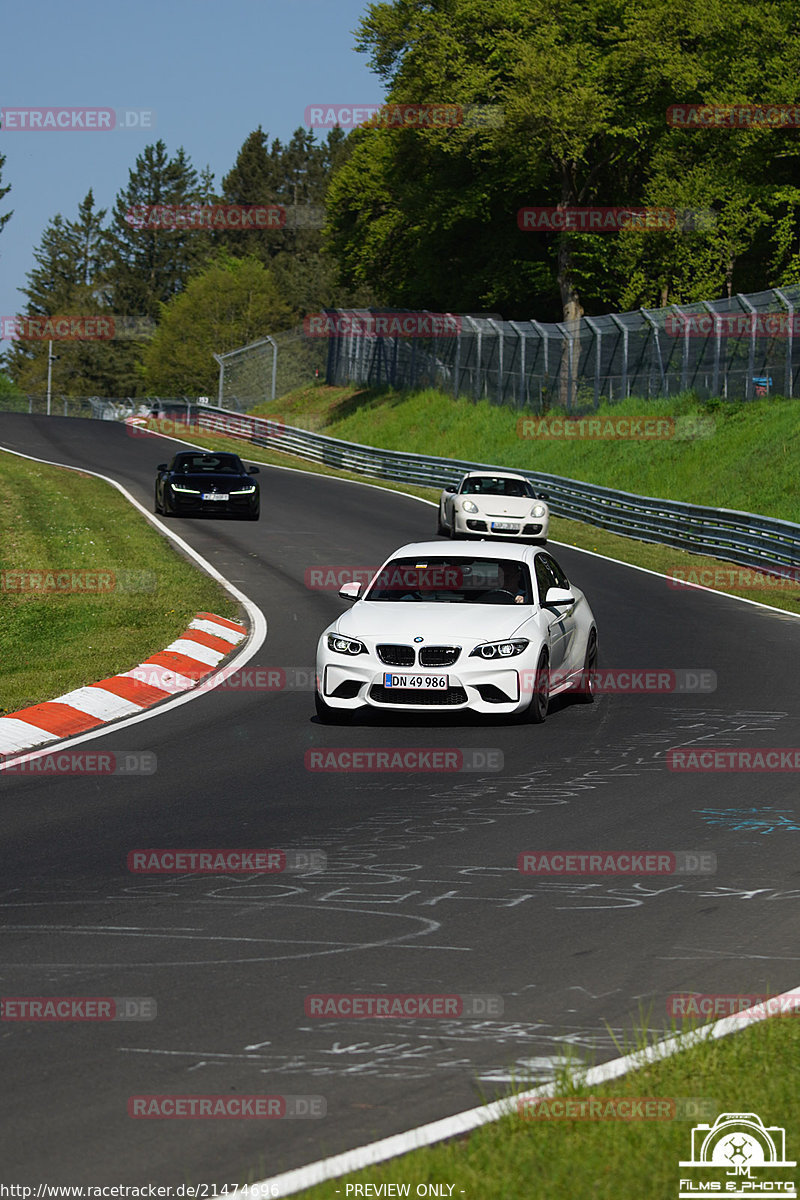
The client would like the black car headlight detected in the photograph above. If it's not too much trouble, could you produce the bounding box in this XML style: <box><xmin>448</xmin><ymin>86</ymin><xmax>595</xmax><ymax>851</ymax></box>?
<box><xmin>229</xmin><ymin>485</ymin><xmax>257</xmax><ymax>494</ymax></box>
<box><xmin>327</xmin><ymin>633</ymin><xmax>366</xmax><ymax>656</ymax></box>
<box><xmin>470</xmin><ymin>639</ymin><xmax>530</xmax><ymax>660</ymax></box>
<box><xmin>170</xmin><ymin>483</ymin><xmax>200</xmax><ymax>493</ymax></box>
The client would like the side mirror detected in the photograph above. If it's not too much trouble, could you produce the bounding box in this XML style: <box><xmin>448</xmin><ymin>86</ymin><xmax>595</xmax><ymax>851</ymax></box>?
<box><xmin>443</xmin><ymin>485</ymin><xmax>457</xmax><ymax>493</ymax></box>
<box><xmin>339</xmin><ymin>581</ymin><xmax>362</xmax><ymax>601</ymax></box>
<box><xmin>248</xmin><ymin>466</ymin><xmax>260</xmax><ymax>474</ymax></box>
<box><xmin>544</xmin><ymin>586</ymin><xmax>575</xmax><ymax>607</ymax></box>
<box><xmin>537</xmin><ymin>492</ymin><xmax>550</xmax><ymax>500</ymax></box>
<box><xmin>157</xmin><ymin>463</ymin><xmax>168</xmax><ymax>471</ymax></box>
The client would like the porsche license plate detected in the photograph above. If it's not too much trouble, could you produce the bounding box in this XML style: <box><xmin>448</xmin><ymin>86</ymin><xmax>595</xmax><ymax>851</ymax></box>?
<box><xmin>491</xmin><ymin>521</ymin><xmax>518</xmax><ymax>532</ymax></box>
<box><xmin>383</xmin><ymin>673</ymin><xmax>448</xmax><ymax>689</ymax></box>
<box><xmin>202</xmin><ymin>493</ymin><xmax>229</xmax><ymax>501</ymax></box>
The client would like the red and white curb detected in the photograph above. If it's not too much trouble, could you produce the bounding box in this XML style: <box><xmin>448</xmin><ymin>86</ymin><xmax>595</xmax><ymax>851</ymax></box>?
<box><xmin>0</xmin><ymin>611</ymin><xmax>247</xmax><ymax>758</ymax></box>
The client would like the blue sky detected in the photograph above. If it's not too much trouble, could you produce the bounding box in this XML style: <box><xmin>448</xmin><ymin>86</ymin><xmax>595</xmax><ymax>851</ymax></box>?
<box><xmin>0</xmin><ymin>0</ymin><xmax>383</xmax><ymax>350</ymax></box>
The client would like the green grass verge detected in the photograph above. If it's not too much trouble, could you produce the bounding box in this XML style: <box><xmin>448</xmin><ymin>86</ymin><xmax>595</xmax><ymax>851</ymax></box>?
<box><xmin>288</xmin><ymin>1015</ymin><xmax>799</xmax><ymax>1199</ymax></box>
<box><xmin>0</xmin><ymin>451</ymin><xmax>238</xmax><ymax>714</ymax></box>
<box><xmin>147</xmin><ymin>418</ymin><xmax>800</xmax><ymax>617</ymax></box>
<box><xmin>251</xmin><ymin>384</ymin><xmax>800</xmax><ymax>525</ymax></box>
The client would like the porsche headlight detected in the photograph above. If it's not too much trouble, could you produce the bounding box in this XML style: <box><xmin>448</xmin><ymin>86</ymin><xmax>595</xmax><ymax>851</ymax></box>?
<box><xmin>530</xmin><ymin>503</ymin><xmax>547</xmax><ymax>518</ymax></box>
<box><xmin>327</xmin><ymin>634</ymin><xmax>366</xmax><ymax>656</ymax></box>
<box><xmin>470</xmin><ymin>639</ymin><xmax>529</xmax><ymax>660</ymax></box>
<box><xmin>461</xmin><ymin>500</ymin><xmax>479</xmax><ymax>513</ymax></box>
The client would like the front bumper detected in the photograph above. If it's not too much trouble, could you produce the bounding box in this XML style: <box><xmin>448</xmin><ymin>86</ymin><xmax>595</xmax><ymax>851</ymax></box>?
<box><xmin>453</xmin><ymin>512</ymin><xmax>549</xmax><ymax>539</ymax></box>
<box><xmin>317</xmin><ymin>657</ymin><xmax>537</xmax><ymax>716</ymax></box>
<box><xmin>168</xmin><ymin>490</ymin><xmax>258</xmax><ymax>515</ymax></box>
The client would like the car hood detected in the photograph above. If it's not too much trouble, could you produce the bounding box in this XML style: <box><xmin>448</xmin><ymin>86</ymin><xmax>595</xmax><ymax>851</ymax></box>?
<box><xmin>460</xmin><ymin>497</ymin><xmax>539</xmax><ymax>517</ymax></box>
<box><xmin>334</xmin><ymin>602</ymin><xmax>531</xmax><ymax>643</ymax></box>
<box><xmin>170</xmin><ymin>472</ymin><xmax>250</xmax><ymax>488</ymax></box>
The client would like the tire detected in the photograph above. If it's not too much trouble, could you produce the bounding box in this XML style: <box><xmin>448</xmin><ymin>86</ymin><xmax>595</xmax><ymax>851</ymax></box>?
<box><xmin>154</xmin><ymin>489</ymin><xmax>164</xmax><ymax>515</ymax></box>
<box><xmin>574</xmin><ymin>629</ymin><xmax>598</xmax><ymax>704</ymax></box>
<box><xmin>436</xmin><ymin>514</ymin><xmax>449</xmax><ymax>537</ymax></box>
<box><xmin>246</xmin><ymin>503</ymin><xmax>260</xmax><ymax>521</ymax></box>
<box><xmin>520</xmin><ymin>649</ymin><xmax>550</xmax><ymax>724</ymax></box>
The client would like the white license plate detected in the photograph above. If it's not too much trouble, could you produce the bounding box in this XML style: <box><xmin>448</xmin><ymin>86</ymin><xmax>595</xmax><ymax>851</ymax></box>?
<box><xmin>383</xmin><ymin>673</ymin><xmax>449</xmax><ymax>689</ymax></box>
<box><xmin>491</xmin><ymin>521</ymin><xmax>518</xmax><ymax>532</ymax></box>
<box><xmin>202</xmin><ymin>493</ymin><xmax>229</xmax><ymax>501</ymax></box>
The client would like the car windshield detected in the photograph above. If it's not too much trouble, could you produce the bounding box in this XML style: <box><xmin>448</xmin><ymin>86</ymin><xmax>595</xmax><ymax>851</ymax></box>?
<box><xmin>364</xmin><ymin>557</ymin><xmax>533</xmax><ymax>604</ymax></box>
<box><xmin>460</xmin><ymin>476</ymin><xmax>532</xmax><ymax>497</ymax></box>
<box><xmin>173</xmin><ymin>454</ymin><xmax>243</xmax><ymax>475</ymax></box>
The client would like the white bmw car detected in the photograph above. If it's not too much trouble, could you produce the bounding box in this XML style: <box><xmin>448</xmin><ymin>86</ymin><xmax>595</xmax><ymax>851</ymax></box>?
<box><xmin>314</xmin><ymin>541</ymin><xmax>597</xmax><ymax>723</ymax></box>
<box><xmin>438</xmin><ymin>471</ymin><xmax>550</xmax><ymax>541</ymax></box>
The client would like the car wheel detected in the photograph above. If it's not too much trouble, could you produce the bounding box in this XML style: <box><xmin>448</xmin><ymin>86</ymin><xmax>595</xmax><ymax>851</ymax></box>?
<box><xmin>520</xmin><ymin>649</ymin><xmax>550</xmax><ymax>723</ymax></box>
<box><xmin>436</xmin><ymin>514</ymin><xmax>449</xmax><ymax>537</ymax></box>
<box><xmin>574</xmin><ymin>629</ymin><xmax>598</xmax><ymax>705</ymax></box>
<box><xmin>314</xmin><ymin>691</ymin><xmax>350</xmax><ymax>724</ymax></box>
<box><xmin>154</xmin><ymin>489</ymin><xmax>164</xmax><ymax>515</ymax></box>
<box><xmin>247</xmin><ymin>503</ymin><xmax>260</xmax><ymax>521</ymax></box>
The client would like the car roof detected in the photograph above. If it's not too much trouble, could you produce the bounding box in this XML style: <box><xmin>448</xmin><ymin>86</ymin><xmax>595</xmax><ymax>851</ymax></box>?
<box><xmin>172</xmin><ymin>451</ymin><xmax>240</xmax><ymax>463</ymax></box>
<box><xmin>459</xmin><ymin>470</ymin><xmax>530</xmax><ymax>482</ymax></box>
<box><xmin>385</xmin><ymin>540</ymin><xmax>542</xmax><ymax>563</ymax></box>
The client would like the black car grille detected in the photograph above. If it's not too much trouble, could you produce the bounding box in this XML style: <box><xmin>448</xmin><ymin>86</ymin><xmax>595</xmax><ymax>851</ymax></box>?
<box><xmin>466</xmin><ymin>520</ymin><xmax>488</xmax><ymax>531</ymax></box>
<box><xmin>522</xmin><ymin>523</ymin><xmax>543</xmax><ymax>535</ymax></box>
<box><xmin>369</xmin><ymin>685</ymin><xmax>468</xmax><ymax>706</ymax></box>
<box><xmin>377</xmin><ymin>644</ymin><xmax>415</xmax><ymax>666</ymax></box>
<box><xmin>418</xmin><ymin>645</ymin><xmax>461</xmax><ymax>667</ymax></box>
<box><xmin>475</xmin><ymin>683</ymin><xmax>517</xmax><ymax>704</ymax></box>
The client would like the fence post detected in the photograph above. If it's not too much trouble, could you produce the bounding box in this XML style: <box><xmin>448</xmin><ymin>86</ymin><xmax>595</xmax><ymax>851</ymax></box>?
<box><xmin>609</xmin><ymin>314</ymin><xmax>628</xmax><ymax>399</ymax></box>
<box><xmin>739</xmin><ymin>294</ymin><xmax>757</xmax><ymax>399</ymax></box>
<box><xmin>774</xmin><ymin>287</ymin><xmax>794</xmax><ymax>398</ymax></box>
<box><xmin>508</xmin><ymin>321</ymin><xmax>526</xmax><ymax>408</ymax></box>
<box><xmin>583</xmin><ymin>316</ymin><xmax>602</xmax><ymax>409</ymax></box>
<box><xmin>701</xmin><ymin>301</ymin><xmax>722</xmax><ymax>397</ymax></box>
<box><xmin>640</xmin><ymin>309</ymin><xmax>666</xmax><ymax>397</ymax></box>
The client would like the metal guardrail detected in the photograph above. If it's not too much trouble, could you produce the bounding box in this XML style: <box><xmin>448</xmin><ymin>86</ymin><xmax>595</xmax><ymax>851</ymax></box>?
<box><xmin>195</xmin><ymin>406</ymin><xmax>800</xmax><ymax>575</ymax></box>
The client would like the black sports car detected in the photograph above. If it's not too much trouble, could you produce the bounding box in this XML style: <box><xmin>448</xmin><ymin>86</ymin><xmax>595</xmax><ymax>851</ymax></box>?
<box><xmin>155</xmin><ymin>452</ymin><xmax>260</xmax><ymax>519</ymax></box>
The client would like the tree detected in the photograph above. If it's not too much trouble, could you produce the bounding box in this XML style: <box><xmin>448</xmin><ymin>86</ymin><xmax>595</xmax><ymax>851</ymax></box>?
<box><xmin>105</xmin><ymin>141</ymin><xmax>208</xmax><ymax>320</ymax></box>
<box><xmin>4</xmin><ymin>191</ymin><xmax>131</xmax><ymax>395</ymax></box>
<box><xmin>141</xmin><ymin>255</ymin><xmax>294</xmax><ymax>395</ymax></box>
<box><xmin>0</xmin><ymin>151</ymin><xmax>11</xmax><ymax>246</ymax></box>
<box><xmin>325</xmin><ymin>0</ymin><xmax>800</xmax><ymax>321</ymax></box>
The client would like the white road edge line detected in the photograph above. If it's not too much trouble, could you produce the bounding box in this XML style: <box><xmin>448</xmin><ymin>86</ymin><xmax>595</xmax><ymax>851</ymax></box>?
<box><xmin>235</xmin><ymin>986</ymin><xmax>800</xmax><ymax>1197</ymax></box>
<box><xmin>0</xmin><ymin>443</ymin><xmax>267</xmax><ymax>770</ymax></box>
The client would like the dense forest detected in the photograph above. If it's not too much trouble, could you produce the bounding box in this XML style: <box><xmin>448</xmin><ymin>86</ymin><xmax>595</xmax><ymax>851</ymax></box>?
<box><xmin>1</xmin><ymin>0</ymin><xmax>799</xmax><ymax>397</ymax></box>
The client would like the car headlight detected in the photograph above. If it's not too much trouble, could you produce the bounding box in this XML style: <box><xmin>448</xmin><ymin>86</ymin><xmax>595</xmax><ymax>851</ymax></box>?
<box><xmin>170</xmin><ymin>484</ymin><xmax>201</xmax><ymax>493</ymax></box>
<box><xmin>460</xmin><ymin>500</ymin><xmax>479</xmax><ymax>513</ymax></box>
<box><xmin>470</xmin><ymin>639</ymin><xmax>530</xmax><ymax>659</ymax></box>
<box><xmin>327</xmin><ymin>633</ymin><xmax>366</xmax><ymax>656</ymax></box>
<box><xmin>530</xmin><ymin>503</ymin><xmax>547</xmax><ymax>518</ymax></box>
<box><xmin>229</xmin><ymin>485</ymin><xmax>257</xmax><ymax>494</ymax></box>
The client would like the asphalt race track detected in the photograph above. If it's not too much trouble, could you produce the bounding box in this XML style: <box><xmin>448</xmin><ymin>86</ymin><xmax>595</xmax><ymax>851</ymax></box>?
<box><xmin>1</xmin><ymin>413</ymin><xmax>799</xmax><ymax>1185</ymax></box>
